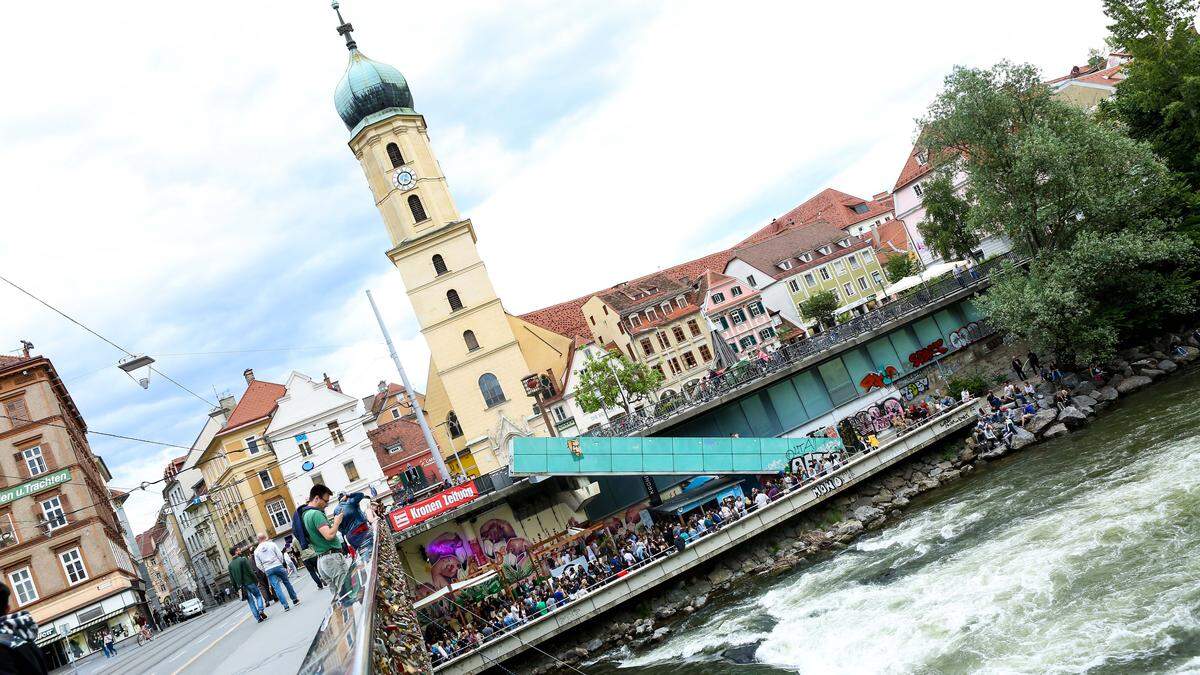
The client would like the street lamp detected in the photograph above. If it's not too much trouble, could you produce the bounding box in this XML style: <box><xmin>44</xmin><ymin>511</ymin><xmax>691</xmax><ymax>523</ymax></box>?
<box><xmin>118</xmin><ymin>354</ymin><xmax>156</xmax><ymax>389</ymax></box>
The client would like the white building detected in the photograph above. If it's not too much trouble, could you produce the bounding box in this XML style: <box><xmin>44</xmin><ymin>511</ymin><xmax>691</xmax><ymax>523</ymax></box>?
<box><xmin>266</xmin><ymin>372</ymin><xmax>387</xmax><ymax>512</ymax></box>
<box><xmin>541</xmin><ymin>340</ymin><xmax>632</xmax><ymax>436</ymax></box>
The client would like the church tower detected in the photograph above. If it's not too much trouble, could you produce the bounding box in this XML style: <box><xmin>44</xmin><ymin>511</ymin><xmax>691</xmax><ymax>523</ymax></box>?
<box><xmin>331</xmin><ymin>3</ymin><xmax>543</xmax><ymax>473</ymax></box>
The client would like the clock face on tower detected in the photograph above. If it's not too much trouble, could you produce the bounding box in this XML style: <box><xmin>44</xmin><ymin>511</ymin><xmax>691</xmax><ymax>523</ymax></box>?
<box><xmin>392</xmin><ymin>166</ymin><xmax>417</xmax><ymax>191</ymax></box>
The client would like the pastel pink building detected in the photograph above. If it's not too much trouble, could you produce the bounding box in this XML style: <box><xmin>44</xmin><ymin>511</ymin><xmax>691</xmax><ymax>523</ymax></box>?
<box><xmin>701</xmin><ymin>270</ymin><xmax>780</xmax><ymax>359</ymax></box>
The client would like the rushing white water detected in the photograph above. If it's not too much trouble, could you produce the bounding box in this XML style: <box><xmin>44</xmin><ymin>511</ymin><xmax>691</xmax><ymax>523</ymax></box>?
<box><xmin>600</xmin><ymin>369</ymin><xmax>1200</xmax><ymax>674</ymax></box>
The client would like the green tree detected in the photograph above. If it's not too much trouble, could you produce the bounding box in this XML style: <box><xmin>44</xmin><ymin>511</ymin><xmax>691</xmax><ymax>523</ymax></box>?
<box><xmin>798</xmin><ymin>290</ymin><xmax>839</xmax><ymax>328</ymax></box>
<box><xmin>883</xmin><ymin>253</ymin><xmax>916</xmax><ymax>282</ymax></box>
<box><xmin>918</xmin><ymin>61</ymin><xmax>1181</xmax><ymax>256</ymax></box>
<box><xmin>1101</xmin><ymin>0</ymin><xmax>1200</xmax><ymax>191</ymax></box>
<box><xmin>917</xmin><ymin>173</ymin><xmax>980</xmax><ymax>260</ymax></box>
<box><xmin>574</xmin><ymin>350</ymin><xmax>663</xmax><ymax>416</ymax></box>
<box><xmin>980</xmin><ymin>226</ymin><xmax>1198</xmax><ymax>364</ymax></box>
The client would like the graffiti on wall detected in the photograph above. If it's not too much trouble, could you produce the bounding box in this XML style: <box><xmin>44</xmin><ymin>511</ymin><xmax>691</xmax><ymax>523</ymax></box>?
<box><xmin>848</xmin><ymin>397</ymin><xmax>906</xmax><ymax>436</ymax></box>
<box><xmin>859</xmin><ymin>365</ymin><xmax>900</xmax><ymax>392</ymax></box>
<box><xmin>898</xmin><ymin>376</ymin><xmax>931</xmax><ymax>401</ymax></box>
<box><xmin>908</xmin><ymin>339</ymin><xmax>949</xmax><ymax>368</ymax></box>
<box><xmin>478</xmin><ymin>517</ymin><xmax>534</xmax><ymax>582</ymax></box>
<box><xmin>948</xmin><ymin>321</ymin><xmax>984</xmax><ymax>350</ymax></box>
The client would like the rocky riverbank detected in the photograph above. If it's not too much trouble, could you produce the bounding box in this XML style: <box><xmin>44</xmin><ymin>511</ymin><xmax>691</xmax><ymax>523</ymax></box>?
<box><xmin>516</xmin><ymin>328</ymin><xmax>1200</xmax><ymax>674</ymax></box>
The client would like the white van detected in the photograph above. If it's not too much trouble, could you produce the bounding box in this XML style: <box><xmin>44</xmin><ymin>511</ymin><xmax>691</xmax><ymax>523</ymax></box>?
<box><xmin>179</xmin><ymin>598</ymin><xmax>205</xmax><ymax>618</ymax></box>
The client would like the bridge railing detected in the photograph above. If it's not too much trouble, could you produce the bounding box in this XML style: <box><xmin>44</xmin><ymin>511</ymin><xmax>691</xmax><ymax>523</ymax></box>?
<box><xmin>587</xmin><ymin>254</ymin><xmax>1016</xmax><ymax>438</ymax></box>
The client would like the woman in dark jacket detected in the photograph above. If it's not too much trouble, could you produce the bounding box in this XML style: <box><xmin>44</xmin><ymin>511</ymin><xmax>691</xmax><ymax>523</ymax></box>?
<box><xmin>0</xmin><ymin>582</ymin><xmax>48</xmax><ymax>674</ymax></box>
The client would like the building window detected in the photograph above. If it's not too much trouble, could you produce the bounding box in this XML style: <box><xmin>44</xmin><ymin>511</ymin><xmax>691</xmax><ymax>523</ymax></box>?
<box><xmin>913</xmin><ymin>182</ymin><xmax>924</xmax><ymax>198</ymax></box>
<box><xmin>682</xmin><ymin>351</ymin><xmax>697</xmax><ymax>369</ymax></box>
<box><xmin>266</xmin><ymin>498</ymin><xmax>290</xmax><ymax>529</ymax></box>
<box><xmin>22</xmin><ymin>446</ymin><xmax>47</xmax><ymax>477</ymax></box>
<box><xmin>730</xmin><ymin>286</ymin><xmax>743</xmax><ymax>297</ymax></box>
<box><xmin>748</xmin><ymin>302</ymin><xmax>764</xmax><ymax>317</ymax></box>
<box><xmin>311</xmin><ymin>472</ymin><xmax>325</xmax><ymax>487</ymax></box>
<box><xmin>652</xmin><ymin>364</ymin><xmax>665</xmax><ymax>378</ymax></box>
<box><xmin>464</xmin><ymin>330</ymin><xmax>480</xmax><ymax>352</ymax></box>
<box><xmin>8</xmin><ymin>568</ymin><xmax>36</xmax><ymax>606</ymax></box>
<box><xmin>657</xmin><ymin>331</ymin><xmax>670</xmax><ymax>349</ymax></box>
<box><xmin>805</xmin><ymin>273</ymin><xmax>817</xmax><ymax>287</ymax></box>
<box><xmin>916</xmin><ymin>150</ymin><xmax>928</xmax><ymax>166</ymax></box>
<box><xmin>739</xmin><ymin>335</ymin><xmax>758</xmax><ymax>349</ymax></box>
<box><xmin>432</xmin><ymin>254</ymin><xmax>448</xmax><ymax>275</ymax></box>
<box><xmin>552</xmin><ymin>406</ymin><xmax>568</xmax><ymax>423</ymax></box>
<box><xmin>834</xmin><ymin>260</ymin><xmax>847</xmax><ymax>274</ymax></box>
<box><xmin>759</xmin><ymin>327</ymin><xmax>776</xmax><ymax>340</ymax></box>
<box><xmin>699</xmin><ymin>345</ymin><xmax>713</xmax><ymax>362</ymax></box>
<box><xmin>297</xmin><ymin>435</ymin><xmax>313</xmax><ymax>457</ymax></box>
<box><xmin>731</xmin><ymin>309</ymin><xmax>746</xmax><ymax>325</ymax></box>
<box><xmin>479</xmin><ymin>373</ymin><xmax>506</xmax><ymax>407</ymax></box>
<box><xmin>391</xmin><ymin>408</ymin><xmax>401</xmax><ymax>420</ymax></box>
<box><xmin>857</xmin><ymin>277</ymin><xmax>869</xmax><ymax>290</ymax></box>
<box><xmin>872</xmin><ymin>271</ymin><xmax>884</xmax><ymax>286</ymax></box>
<box><xmin>344</xmin><ymin>460</ymin><xmax>360</xmax><ymax>482</ymax></box>
<box><xmin>387</xmin><ymin>142</ymin><xmax>405</xmax><ymax>168</ymax></box>
<box><xmin>41</xmin><ymin>496</ymin><xmax>66</xmax><ymax>531</ymax></box>
<box><xmin>59</xmin><ymin>548</ymin><xmax>88</xmax><ymax>585</ymax></box>
<box><xmin>408</xmin><ymin>194</ymin><xmax>428</xmax><ymax>222</ymax></box>
<box><xmin>710</xmin><ymin>292</ymin><xmax>725</xmax><ymax>304</ymax></box>
<box><xmin>844</xmin><ymin>282</ymin><xmax>856</xmax><ymax>296</ymax></box>
<box><xmin>717</xmin><ymin>316</ymin><xmax>729</xmax><ymax>330</ymax></box>
<box><xmin>777</xmin><ymin>260</ymin><xmax>794</xmax><ymax>271</ymax></box>
<box><xmin>246</xmin><ymin>437</ymin><xmax>260</xmax><ymax>454</ymax></box>
<box><xmin>640</xmin><ymin>338</ymin><xmax>654</xmax><ymax>356</ymax></box>
<box><xmin>819</xmin><ymin>267</ymin><xmax>832</xmax><ymax>281</ymax></box>
<box><xmin>687</xmin><ymin>319</ymin><xmax>701</xmax><ymax>337</ymax></box>
<box><xmin>447</xmin><ymin>289</ymin><xmax>463</xmax><ymax>312</ymax></box>
<box><xmin>2</xmin><ymin>398</ymin><xmax>29</xmax><ymax>427</ymax></box>
<box><xmin>747</xmin><ymin>275</ymin><xmax>757</xmax><ymax>287</ymax></box>
<box><xmin>668</xmin><ymin>358</ymin><xmax>682</xmax><ymax>375</ymax></box>
<box><xmin>788</xmin><ymin>279</ymin><xmax>800</xmax><ymax>293</ymax></box>
<box><xmin>729</xmin><ymin>342</ymin><xmax>739</xmax><ymax>354</ymax></box>
<box><xmin>259</xmin><ymin>470</ymin><xmax>275</xmax><ymax>490</ymax></box>
<box><xmin>328</xmin><ymin>421</ymin><xmax>345</xmax><ymax>445</ymax></box>
<box><xmin>672</xmin><ymin>326</ymin><xmax>686</xmax><ymax>342</ymax></box>
<box><xmin>629</xmin><ymin>314</ymin><xmax>642</xmax><ymax>328</ymax></box>
<box><xmin>849</xmin><ymin>255</ymin><xmax>861</xmax><ymax>269</ymax></box>
<box><xmin>647</xmin><ymin>308</ymin><xmax>658</xmax><ymax>321</ymax></box>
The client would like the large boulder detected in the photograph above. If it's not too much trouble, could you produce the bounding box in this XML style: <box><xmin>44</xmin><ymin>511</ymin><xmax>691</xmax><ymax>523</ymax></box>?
<box><xmin>1058</xmin><ymin>406</ymin><xmax>1088</xmax><ymax>429</ymax></box>
<box><xmin>1070</xmin><ymin>380</ymin><xmax>1097</xmax><ymax>396</ymax></box>
<box><xmin>1093</xmin><ymin>386</ymin><xmax>1119</xmax><ymax>403</ymax></box>
<box><xmin>1072</xmin><ymin>395</ymin><xmax>1098</xmax><ymax>409</ymax></box>
<box><xmin>651</xmin><ymin>627</ymin><xmax>671</xmax><ymax>643</ymax></box>
<box><xmin>1027</xmin><ymin>409</ymin><xmax>1059</xmax><ymax>435</ymax></box>
<box><xmin>1116</xmin><ymin>375</ymin><xmax>1152</xmax><ymax>395</ymax></box>
<box><xmin>1157</xmin><ymin>359</ymin><xmax>1178</xmax><ymax>373</ymax></box>
<box><xmin>852</xmin><ymin>506</ymin><xmax>883</xmax><ymax>523</ymax></box>
<box><xmin>1009</xmin><ymin>427</ymin><xmax>1037</xmax><ymax>450</ymax></box>
<box><xmin>871</xmin><ymin>489</ymin><xmax>895</xmax><ymax>505</ymax></box>
<box><xmin>1060</xmin><ymin>373</ymin><xmax>1081</xmax><ymax>389</ymax></box>
<box><xmin>1042</xmin><ymin>423</ymin><xmax>1069</xmax><ymax>438</ymax></box>
<box><xmin>836</xmin><ymin>519</ymin><xmax>865</xmax><ymax>537</ymax></box>
<box><xmin>1139</xmin><ymin>367</ymin><xmax>1166</xmax><ymax>380</ymax></box>
<box><xmin>980</xmin><ymin>447</ymin><xmax>1007</xmax><ymax>461</ymax></box>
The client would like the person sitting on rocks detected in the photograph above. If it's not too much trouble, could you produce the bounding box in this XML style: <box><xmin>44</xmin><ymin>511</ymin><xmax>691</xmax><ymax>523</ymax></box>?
<box><xmin>1054</xmin><ymin>389</ymin><xmax>1071</xmax><ymax>411</ymax></box>
<box><xmin>961</xmin><ymin>389</ymin><xmax>972</xmax><ymax>403</ymax></box>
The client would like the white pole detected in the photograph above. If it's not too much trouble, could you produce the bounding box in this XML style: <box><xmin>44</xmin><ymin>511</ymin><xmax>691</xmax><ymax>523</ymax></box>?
<box><xmin>366</xmin><ymin>290</ymin><xmax>452</xmax><ymax>483</ymax></box>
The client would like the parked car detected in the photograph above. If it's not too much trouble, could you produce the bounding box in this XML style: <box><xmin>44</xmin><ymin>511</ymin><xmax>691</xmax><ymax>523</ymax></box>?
<box><xmin>179</xmin><ymin>598</ymin><xmax>205</xmax><ymax>618</ymax></box>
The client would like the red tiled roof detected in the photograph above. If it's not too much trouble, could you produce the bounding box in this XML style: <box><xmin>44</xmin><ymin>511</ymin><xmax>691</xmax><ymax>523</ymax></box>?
<box><xmin>1047</xmin><ymin>62</ymin><xmax>1125</xmax><ymax>88</ymax></box>
<box><xmin>875</xmin><ymin>218</ymin><xmax>912</xmax><ymax>254</ymax></box>
<box><xmin>731</xmin><ymin>222</ymin><xmax>873</xmax><ymax>281</ymax></box>
<box><xmin>518</xmin><ymin>249</ymin><xmax>735</xmax><ymax>339</ymax></box>
<box><xmin>738</xmin><ymin>188</ymin><xmax>894</xmax><ymax>246</ymax></box>
<box><xmin>893</xmin><ymin>144</ymin><xmax>936</xmax><ymax>191</ymax></box>
<box><xmin>0</xmin><ymin>355</ymin><xmax>28</xmax><ymax>368</ymax></box>
<box><xmin>219</xmin><ymin>379</ymin><xmax>286</xmax><ymax>435</ymax></box>
<box><xmin>163</xmin><ymin>455</ymin><xmax>187</xmax><ymax>481</ymax></box>
<box><xmin>367</xmin><ymin>417</ymin><xmax>431</xmax><ymax>472</ymax></box>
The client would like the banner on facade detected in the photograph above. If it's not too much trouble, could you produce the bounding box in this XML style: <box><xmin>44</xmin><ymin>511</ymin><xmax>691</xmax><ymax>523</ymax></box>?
<box><xmin>388</xmin><ymin>481</ymin><xmax>479</xmax><ymax>532</ymax></box>
<box><xmin>0</xmin><ymin>468</ymin><xmax>71</xmax><ymax>506</ymax></box>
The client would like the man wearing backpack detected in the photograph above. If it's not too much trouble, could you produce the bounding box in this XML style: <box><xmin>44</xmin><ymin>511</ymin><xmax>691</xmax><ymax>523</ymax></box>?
<box><xmin>299</xmin><ymin>484</ymin><xmax>348</xmax><ymax>593</ymax></box>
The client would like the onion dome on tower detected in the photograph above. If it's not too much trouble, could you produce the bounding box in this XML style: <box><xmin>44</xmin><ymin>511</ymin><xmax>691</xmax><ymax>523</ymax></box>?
<box><xmin>330</xmin><ymin>2</ymin><xmax>415</xmax><ymax>131</ymax></box>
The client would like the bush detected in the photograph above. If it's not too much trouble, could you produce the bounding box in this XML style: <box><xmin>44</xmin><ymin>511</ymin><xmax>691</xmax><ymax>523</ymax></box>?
<box><xmin>947</xmin><ymin>372</ymin><xmax>989</xmax><ymax>397</ymax></box>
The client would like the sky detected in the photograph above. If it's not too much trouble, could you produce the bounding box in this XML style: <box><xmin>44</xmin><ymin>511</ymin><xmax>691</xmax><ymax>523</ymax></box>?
<box><xmin>0</xmin><ymin>1</ymin><xmax>1110</xmax><ymax>534</ymax></box>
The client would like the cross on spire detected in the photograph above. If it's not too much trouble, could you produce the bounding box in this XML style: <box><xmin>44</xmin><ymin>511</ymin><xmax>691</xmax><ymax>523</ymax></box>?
<box><xmin>331</xmin><ymin>1</ymin><xmax>357</xmax><ymax>51</ymax></box>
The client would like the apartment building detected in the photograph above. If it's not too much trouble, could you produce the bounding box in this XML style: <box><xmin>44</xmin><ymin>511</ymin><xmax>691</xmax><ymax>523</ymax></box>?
<box><xmin>700</xmin><ymin>270</ymin><xmax>781</xmax><ymax>357</ymax></box>
<box><xmin>583</xmin><ymin>273</ymin><xmax>716</xmax><ymax>396</ymax></box>
<box><xmin>0</xmin><ymin>350</ymin><xmax>145</xmax><ymax>667</ymax></box>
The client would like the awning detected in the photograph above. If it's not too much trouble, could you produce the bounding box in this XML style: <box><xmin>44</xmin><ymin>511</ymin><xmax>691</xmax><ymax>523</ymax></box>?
<box><xmin>36</xmin><ymin>606</ymin><xmax>133</xmax><ymax>646</ymax></box>
<box><xmin>650</xmin><ymin>476</ymin><xmax>746</xmax><ymax>517</ymax></box>
<box><xmin>834</xmin><ymin>294</ymin><xmax>874</xmax><ymax>314</ymax></box>
<box><xmin>411</xmin><ymin>570</ymin><xmax>499</xmax><ymax>610</ymax></box>
<box><xmin>883</xmin><ymin>260</ymin><xmax>966</xmax><ymax>296</ymax></box>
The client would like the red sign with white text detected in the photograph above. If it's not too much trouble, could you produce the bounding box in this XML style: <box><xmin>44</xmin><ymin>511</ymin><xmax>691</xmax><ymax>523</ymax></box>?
<box><xmin>388</xmin><ymin>481</ymin><xmax>479</xmax><ymax>532</ymax></box>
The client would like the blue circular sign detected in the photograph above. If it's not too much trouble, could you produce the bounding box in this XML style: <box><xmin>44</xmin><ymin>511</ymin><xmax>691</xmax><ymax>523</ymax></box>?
<box><xmin>302</xmin><ymin>461</ymin><xmax>315</xmax><ymax>472</ymax></box>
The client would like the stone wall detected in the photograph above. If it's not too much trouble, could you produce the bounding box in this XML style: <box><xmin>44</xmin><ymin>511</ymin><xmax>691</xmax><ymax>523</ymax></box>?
<box><xmin>517</xmin><ymin>327</ymin><xmax>1200</xmax><ymax>673</ymax></box>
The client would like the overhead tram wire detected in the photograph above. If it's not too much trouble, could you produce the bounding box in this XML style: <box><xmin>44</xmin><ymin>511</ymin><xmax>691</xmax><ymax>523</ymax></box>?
<box><xmin>0</xmin><ymin>273</ymin><xmax>218</xmax><ymax>409</ymax></box>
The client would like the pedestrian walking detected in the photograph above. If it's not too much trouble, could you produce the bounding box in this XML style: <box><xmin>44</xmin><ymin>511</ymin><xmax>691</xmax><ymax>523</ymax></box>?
<box><xmin>299</xmin><ymin>545</ymin><xmax>324</xmax><ymax>589</ymax></box>
<box><xmin>252</xmin><ymin>554</ymin><xmax>277</xmax><ymax>606</ymax></box>
<box><xmin>254</xmin><ymin>533</ymin><xmax>300</xmax><ymax>611</ymax></box>
<box><xmin>283</xmin><ymin>536</ymin><xmax>299</xmax><ymax>576</ymax></box>
<box><xmin>228</xmin><ymin>545</ymin><xmax>267</xmax><ymax>623</ymax></box>
<box><xmin>298</xmin><ymin>485</ymin><xmax>350</xmax><ymax>593</ymax></box>
<box><xmin>1027</xmin><ymin>351</ymin><xmax>1040</xmax><ymax>373</ymax></box>
<box><xmin>102</xmin><ymin>630</ymin><xmax>116</xmax><ymax>658</ymax></box>
<box><xmin>1010</xmin><ymin>356</ymin><xmax>1026</xmax><ymax>381</ymax></box>
<box><xmin>0</xmin><ymin>582</ymin><xmax>49</xmax><ymax>674</ymax></box>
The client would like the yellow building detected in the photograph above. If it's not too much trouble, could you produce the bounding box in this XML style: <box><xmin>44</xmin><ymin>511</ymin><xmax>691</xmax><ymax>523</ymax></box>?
<box><xmin>332</xmin><ymin>12</ymin><xmax>570</xmax><ymax>475</ymax></box>
<box><xmin>195</xmin><ymin>370</ymin><xmax>295</xmax><ymax>571</ymax></box>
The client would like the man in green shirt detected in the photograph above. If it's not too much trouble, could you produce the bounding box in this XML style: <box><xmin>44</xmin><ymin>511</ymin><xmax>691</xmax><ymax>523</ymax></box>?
<box><xmin>303</xmin><ymin>484</ymin><xmax>348</xmax><ymax>594</ymax></box>
<box><xmin>228</xmin><ymin>545</ymin><xmax>266</xmax><ymax>622</ymax></box>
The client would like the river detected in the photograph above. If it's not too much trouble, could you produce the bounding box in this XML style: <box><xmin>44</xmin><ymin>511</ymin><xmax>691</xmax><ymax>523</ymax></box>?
<box><xmin>590</xmin><ymin>367</ymin><xmax>1200</xmax><ymax>674</ymax></box>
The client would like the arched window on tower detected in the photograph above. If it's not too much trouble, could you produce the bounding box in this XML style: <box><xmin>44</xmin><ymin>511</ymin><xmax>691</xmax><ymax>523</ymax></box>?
<box><xmin>432</xmin><ymin>254</ymin><xmax>448</xmax><ymax>275</ymax></box>
<box><xmin>408</xmin><ymin>194</ymin><xmax>428</xmax><ymax>222</ymax></box>
<box><xmin>386</xmin><ymin>142</ymin><xmax>404</xmax><ymax>168</ymax></box>
<box><xmin>447</xmin><ymin>289</ymin><xmax>463</xmax><ymax>312</ymax></box>
<box><xmin>463</xmin><ymin>330</ymin><xmax>480</xmax><ymax>352</ymax></box>
<box><xmin>478</xmin><ymin>373</ymin><xmax>506</xmax><ymax>408</ymax></box>
<box><xmin>446</xmin><ymin>411</ymin><xmax>463</xmax><ymax>438</ymax></box>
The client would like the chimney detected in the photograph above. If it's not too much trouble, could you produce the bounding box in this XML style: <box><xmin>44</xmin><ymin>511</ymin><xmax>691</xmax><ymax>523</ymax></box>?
<box><xmin>870</xmin><ymin>222</ymin><xmax>882</xmax><ymax>248</ymax></box>
<box><xmin>377</xmin><ymin>380</ymin><xmax>387</xmax><ymax>394</ymax></box>
<box><xmin>19</xmin><ymin>340</ymin><xmax>33</xmax><ymax>358</ymax></box>
<box><xmin>210</xmin><ymin>395</ymin><xmax>236</xmax><ymax>422</ymax></box>
<box><xmin>323</xmin><ymin>373</ymin><xmax>333</xmax><ymax>389</ymax></box>
<box><xmin>872</xmin><ymin>191</ymin><xmax>889</xmax><ymax>201</ymax></box>
<box><xmin>243</xmin><ymin>368</ymin><xmax>255</xmax><ymax>385</ymax></box>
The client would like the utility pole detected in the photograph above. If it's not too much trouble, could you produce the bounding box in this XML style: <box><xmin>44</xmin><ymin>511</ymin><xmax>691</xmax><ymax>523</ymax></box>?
<box><xmin>366</xmin><ymin>290</ymin><xmax>452</xmax><ymax>483</ymax></box>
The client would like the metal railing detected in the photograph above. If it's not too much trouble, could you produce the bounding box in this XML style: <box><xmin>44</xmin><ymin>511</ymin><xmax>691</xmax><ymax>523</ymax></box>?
<box><xmin>297</xmin><ymin>522</ymin><xmax>382</xmax><ymax>675</ymax></box>
<box><xmin>584</xmin><ymin>255</ymin><xmax>1015</xmax><ymax>439</ymax></box>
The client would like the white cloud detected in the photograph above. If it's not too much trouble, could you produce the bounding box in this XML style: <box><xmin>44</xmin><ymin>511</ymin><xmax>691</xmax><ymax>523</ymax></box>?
<box><xmin>1</xmin><ymin>0</ymin><xmax>1108</xmax><ymax>533</ymax></box>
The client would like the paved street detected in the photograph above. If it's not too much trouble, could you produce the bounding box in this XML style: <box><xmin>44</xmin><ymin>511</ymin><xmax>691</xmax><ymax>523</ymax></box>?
<box><xmin>52</xmin><ymin>571</ymin><xmax>328</xmax><ymax>675</ymax></box>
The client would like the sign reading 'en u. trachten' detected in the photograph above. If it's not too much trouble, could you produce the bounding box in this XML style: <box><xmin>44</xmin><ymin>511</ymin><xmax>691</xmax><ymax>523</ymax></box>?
<box><xmin>0</xmin><ymin>468</ymin><xmax>72</xmax><ymax>506</ymax></box>
<box><xmin>387</xmin><ymin>481</ymin><xmax>479</xmax><ymax>533</ymax></box>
